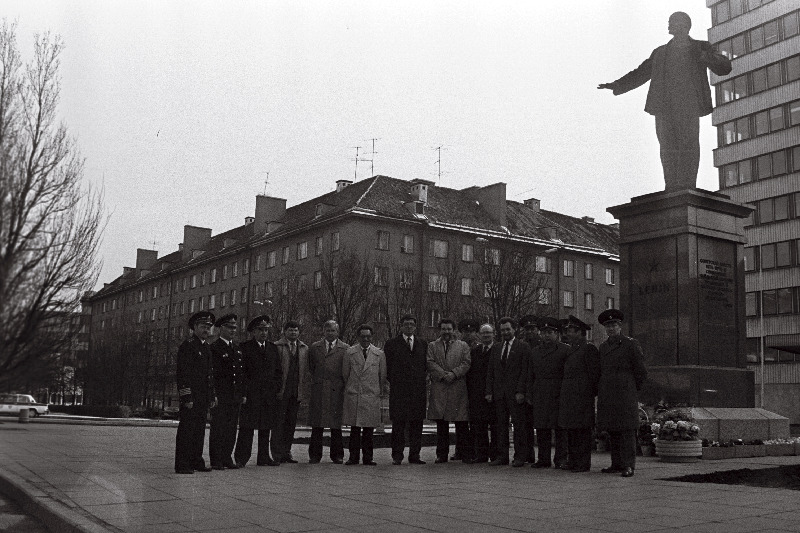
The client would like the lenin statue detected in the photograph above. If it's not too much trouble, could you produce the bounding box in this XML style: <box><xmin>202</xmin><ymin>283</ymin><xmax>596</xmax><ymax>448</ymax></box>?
<box><xmin>598</xmin><ymin>12</ymin><xmax>732</xmax><ymax>191</ymax></box>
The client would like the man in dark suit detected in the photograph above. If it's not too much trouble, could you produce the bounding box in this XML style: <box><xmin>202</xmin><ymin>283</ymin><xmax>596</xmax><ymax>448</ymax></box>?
<box><xmin>528</xmin><ymin>317</ymin><xmax>571</xmax><ymax>469</ymax></box>
<box><xmin>385</xmin><ymin>314</ymin><xmax>428</xmax><ymax>465</ymax></box>
<box><xmin>485</xmin><ymin>317</ymin><xmax>531</xmax><ymax>467</ymax></box>
<box><xmin>466</xmin><ymin>323</ymin><xmax>497</xmax><ymax>463</ymax></box>
<box><xmin>209</xmin><ymin>313</ymin><xmax>244</xmax><ymax>469</ymax></box>
<box><xmin>272</xmin><ymin>321</ymin><xmax>309</xmax><ymax>463</ymax></box>
<box><xmin>518</xmin><ymin>315</ymin><xmax>541</xmax><ymax>464</ymax></box>
<box><xmin>234</xmin><ymin>315</ymin><xmax>283</xmax><ymax>467</ymax></box>
<box><xmin>598</xmin><ymin>11</ymin><xmax>732</xmax><ymax>191</ymax></box>
<box><xmin>596</xmin><ymin>309</ymin><xmax>648</xmax><ymax>478</ymax></box>
<box><xmin>174</xmin><ymin>311</ymin><xmax>216</xmax><ymax>474</ymax></box>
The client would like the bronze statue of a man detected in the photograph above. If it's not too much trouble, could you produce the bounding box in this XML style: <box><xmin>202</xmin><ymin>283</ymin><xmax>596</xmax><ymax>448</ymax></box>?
<box><xmin>598</xmin><ymin>12</ymin><xmax>732</xmax><ymax>191</ymax></box>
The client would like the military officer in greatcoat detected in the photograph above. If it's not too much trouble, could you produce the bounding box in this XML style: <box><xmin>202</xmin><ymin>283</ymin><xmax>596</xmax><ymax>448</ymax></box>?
<box><xmin>209</xmin><ymin>313</ymin><xmax>244</xmax><ymax>469</ymax></box>
<box><xmin>174</xmin><ymin>311</ymin><xmax>216</xmax><ymax>474</ymax></box>
<box><xmin>527</xmin><ymin>316</ymin><xmax>571</xmax><ymax>469</ymax></box>
<box><xmin>307</xmin><ymin>320</ymin><xmax>348</xmax><ymax>464</ymax></box>
<box><xmin>596</xmin><ymin>309</ymin><xmax>648</xmax><ymax>478</ymax></box>
<box><xmin>518</xmin><ymin>315</ymin><xmax>541</xmax><ymax>464</ymax></box>
<box><xmin>384</xmin><ymin>315</ymin><xmax>429</xmax><ymax>465</ymax></box>
<box><xmin>234</xmin><ymin>315</ymin><xmax>283</xmax><ymax>467</ymax></box>
<box><xmin>558</xmin><ymin>315</ymin><xmax>600</xmax><ymax>472</ymax></box>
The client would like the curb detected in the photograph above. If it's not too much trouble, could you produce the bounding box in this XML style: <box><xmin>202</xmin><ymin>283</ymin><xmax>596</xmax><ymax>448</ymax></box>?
<box><xmin>0</xmin><ymin>467</ymin><xmax>117</xmax><ymax>533</ymax></box>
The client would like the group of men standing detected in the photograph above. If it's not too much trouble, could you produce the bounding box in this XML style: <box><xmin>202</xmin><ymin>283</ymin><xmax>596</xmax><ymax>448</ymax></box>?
<box><xmin>174</xmin><ymin>308</ymin><xmax>647</xmax><ymax>478</ymax></box>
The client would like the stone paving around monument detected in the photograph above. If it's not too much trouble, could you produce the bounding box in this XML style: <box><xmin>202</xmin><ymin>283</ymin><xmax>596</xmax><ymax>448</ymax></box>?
<box><xmin>1</xmin><ymin>422</ymin><xmax>800</xmax><ymax>533</ymax></box>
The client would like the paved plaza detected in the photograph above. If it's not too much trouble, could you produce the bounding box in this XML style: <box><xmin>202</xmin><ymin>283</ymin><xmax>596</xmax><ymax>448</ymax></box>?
<box><xmin>1</xmin><ymin>420</ymin><xmax>799</xmax><ymax>533</ymax></box>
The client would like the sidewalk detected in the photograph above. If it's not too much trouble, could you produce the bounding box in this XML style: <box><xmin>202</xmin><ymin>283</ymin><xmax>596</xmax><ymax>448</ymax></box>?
<box><xmin>1</xmin><ymin>420</ymin><xmax>799</xmax><ymax>533</ymax></box>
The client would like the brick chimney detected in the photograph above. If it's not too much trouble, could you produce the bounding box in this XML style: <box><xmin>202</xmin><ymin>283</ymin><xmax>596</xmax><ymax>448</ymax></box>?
<box><xmin>410</xmin><ymin>179</ymin><xmax>434</xmax><ymax>204</ymax></box>
<box><xmin>336</xmin><ymin>180</ymin><xmax>353</xmax><ymax>193</ymax></box>
<box><xmin>183</xmin><ymin>225</ymin><xmax>212</xmax><ymax>260</ymax></box>
<box><xmin>524</xmin><ymin>198</ymin><xmax>541</xmax><ymax>213</ymax></box>
<box><xmin>254</xmin><ymin>195</ymin><xmax>287</xmax><ymax>235</ymax></box>
<box><xmin>465</xmin><ymin>182</ymin><xmax>507</xmax><ymax>227</ymax></box>
<box><xmin>135</xmin><ymin>249</ymin><xmax>158</xmax><ymax>270</ymax></box>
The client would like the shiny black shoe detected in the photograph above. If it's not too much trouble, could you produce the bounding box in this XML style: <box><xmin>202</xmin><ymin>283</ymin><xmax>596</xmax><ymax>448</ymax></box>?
<box><xmin>601</xmin><ymin>466</ymin><xmax>622</xmax><ymax>474</ymax></box>
<box><xmin>392</xmin><ymin>459</ymin><xmax>402</xmax><ymax>465</ymax></box>
<box><xmin>195</xmin><ymin>465</ymin><xmax>212</xmax><ymax>472</ymax></box>
<box><xmin>331</xmin><ymin>458</ymin><xmax>343</xmax><ymax>464</ymax></box>
<box><xmin>531</xmin><ymin>462</ymin><xmax>551</xmax><ymax>469</ymax></box>
<box><xmin>345</xmin><ymin>458</ymin><xmax>359</xmax><ymax>465</ymax></box>
<box><xmin>511</xmin><ymin>459</ymin><xmax>526</xmax><ymax>467</ymax></box>
<box><xmin>620</xmin><ymin>467</ymin><xmax>635</xmax><ymax>478</ymax></box>
<box><xmin>282</xmin><ymin>457</ymin><xmax>299</xmax><ymax>464</ymax></box>
<box><xmin>450</xmin><ymin>453</ymin><xmax>463</xmax><ymax>461</ymax></box>
<box><xmin>223</xmin><ymin>463</ymin><xmax>240</xmax><ymax>469</ymax></box>
<box><xmin>256</xmin><ymin>459</ymin><xmax>280</xmax><ymax>466</ymax></box>
<box><xmin>570</xmin><ymin>466</ymin><xmax>591</xmax><ymax>473</ymax></box>
<box><xmin>363</xmin><ymin>460</ymin><xmax>377</xmax><ymax>466</ymax></box>
<box><xmin>409</xmin><ymin>458</ymin><xmax>426</xmax><ymax>464</ymax></box>
<box><xmin>211</xmin><ymin>464</ymin><xmax>225</xmax><ymax>471</ymax></box>
<box><xmin>489</xmin><ymin>458</ymin><xmax>509</xmax><ymax>466</ymax></box>
<box><xmin>308</xmin><ymin>458</ymin><xmax>321</xmax><ymax>464</ymax></box>
<box><xmin>434</xmin><ymin>457</ymin><xmax>448</xmax><ymax>463</ymax></box>
<box><xmin>175</xmin><ymin>468</ymin><xmax>194</xmax><ymax>475</ymax></box>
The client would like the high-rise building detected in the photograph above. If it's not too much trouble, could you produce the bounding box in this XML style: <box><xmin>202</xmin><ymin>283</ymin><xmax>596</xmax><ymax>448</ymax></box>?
<box><xmin>708</xmin><ymin>0</ymin><xmax>800</xmax><ymax>419</ymax></box>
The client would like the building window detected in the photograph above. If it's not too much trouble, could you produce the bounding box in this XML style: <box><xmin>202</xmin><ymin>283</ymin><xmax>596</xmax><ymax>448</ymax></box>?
<box><xmin>243</xmin><ymin>258</ymin><xmax>250</xmax><ymax>274</ymax></box>
<box><xmin>151</xmin><ymin>308</ymin><xmax>157</xmax><ymax>321</ymax></box>
<box><xmin>252</xmin><ymin>284</ymin><xmax>259</xmax><ymax>302</ymax></box>
<box><xmin>605</xmin><ymin>268</ymin><xmax>615</xmax><ymax>285</ymax></box>
<box><xmin>137</xmin><ymin>310</ymin><xmax>142</xmax><ymax>323</ymax></box>
<box><xmin>211</xmin><ymin>268</ymin><xmax>217</xmax><ymax>283</ymax></box>
<box><xmin>374</xmin><ymin>266</ymin><xmax>389</xmax><ymax>287</ymax></box>
<box><xmin>222</xmin><ymin>265</ymin><xmax>228</xmax><ymax>280</ymax></box>
<box><xmin>605</xmin><ymin>297</ymin><xmax>615</xmax><ymax>310</ymax></box>
<box><xmin>563</xmin><ymin>290</ymin><xmax>574</xmax><ymax>308</ymax></box>
<box><xmin>199</xmin><ymin>296</ymin><xmax>205</xmax><ymax>310</ymax></box>
<box><xmin>744</xmin><ymin>247</ymin><xmax>757</xmax><ymax>271</ymax></box>
<box><xmin>485</xmin><ymin>248</ymin><xmax>500</xmax><ymax>265</ymax></box>
<box><xmin>331</xmin><ymin>231</ymin><xmax>340</xmax><ymax>251</ymax></box>
<box><xmin>462</xmin><ymin>244</ymin><xmax>474</xmax><ymax>262</ymax></box>
<box><xmin>221</xmin><ymin>292</ymin><xmax>226</xmax><ymax>307</ymax></box>
<box><xmin>209</xmin><ymin>294</ymin><xmax>216</xmax><ymax>309</ymax></box>
<box><xmin>429</xmin><ymin>309</ymin><xmax>441</xmax><ymax>328</ymax></box>
<box><xmin>282</xmin><ymin>246</ymin><xmax>290</xmax><ymax>265</ymax></box>
<box><xmin>191</xmin><ymin>274</ymin><xmax>198</xmax><ymax>289</ymax></box>
<box><xmin>282</xmin><ymin>278</ymin><xmax>288</xmax><ymax>296</ymax></box>
<box><xmin>399</xmin><ymin>270</ymin><xmax>414</xmax><ymax>290</ymax></box>
<box><xmin>563</xmin><ymin>259</ymin><xmax>575</xmax><ymax>277</ymax></box>
<box><xmin>138</xmin><ymin>290</ymin><xmax>143</xmax><ymax>302</ymax></box>
<box><xmin>584</xmin><ymin>263</ymin><xmax>593</xmax><ymax>280</ymax></box>
<box><xmin>255</xmin><ymin>254</ymin><xmax>262</xmax><ymax>272</ymax></box>
<box><xmin>230</xmin><ymin>289</ymin><xmax>236</xmax><ymax>306</ymax></box>
<box><xmin>233</xmin><ymin>261</ymin><xmax>239</xmax><ymax>277</ymax></box>
<box><xmin>402</xmin><ymin>235</ymin><xmax>414</xmax><ymax>254</ymax></box>
<box><xmin>461</xmin><ymin>277</ymin><xmax>473</xmax><ymax>296</ymax></box>
<box><xmin>315</xmin><ymin>236</ymin><xmax>323</xmax><ymax>256</ymax></box>
<box><xmin>314</xmin><ymin>271</ymin><xmax>322</xmax><ymax>290</ymax></box>
<box><xmin>268</xmin><ymin>250</ymin><xmax>277</xmax><ymax>268</ymax></box>
<box><xmin>376</xmin><ymin>231</ymin><xmax>390</xmax><ymax>250</ymax></box>
<box><xmin>428</xmin><ymin>273</ymin><xmax>448</xmax><ymax>293</ymax></box>
<box><xmin>536</xmin><ymin>288</ymin><xmax>552</xmax><ymax>305</ymax></box>
<box><xmin>535</xmin><ymin>256</ymin><xmax>552</xmax><ymax>273</ymax></box>
<box><xmin>297</xmin><ymin>275</ymin><xmax>307</xmax><ymax>292</ymax></box>
<box><xmin>241</xmin><ymin>286</ymin><xmax>248</xmax><ymax>303</ymax></box>
<box><xmin>265</xmin><ymin>281</ymin><xmax>274</xmax><ymax>298</ymax></box>
<box><xmin>745</xmin><ymin>292</ymin><xmax>758</xmax><ymax>317</ymax></box>
<box><xmin>315</xmin><ymin>203</ymin><xmax>323</xmax><ymax>217</ymax></box>
<box><xmin>297</xmin><ymin>241</ymin><xmax>308</xmax><ymax>260</ymax></box>
<box><xmin>585</xmin><ymin>293</ymin><xmax>593</xmax><ymax>310</ymax></box>
<box><xmin>430</xmin><ymin>239</ymin><xmax>448</xmax><ymax>258</ymax></box>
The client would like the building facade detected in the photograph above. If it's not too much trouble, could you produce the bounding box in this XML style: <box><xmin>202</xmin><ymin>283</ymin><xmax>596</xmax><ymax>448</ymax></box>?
<box><xmin>709</xmin><ymin>0</ymin><xmax>800</xmax><ymax>419</ymax></box>
<box><xmin>82</xmin><ymin>176</ymin><xmax>619</xmax><ymax>410</ymax></box>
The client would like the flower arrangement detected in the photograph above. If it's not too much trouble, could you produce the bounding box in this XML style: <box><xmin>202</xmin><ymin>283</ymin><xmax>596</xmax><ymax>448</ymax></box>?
<box><xmin>651</xmin><ymin>408</ymin><xmax>700</xmax><ymax>441</ymax></box>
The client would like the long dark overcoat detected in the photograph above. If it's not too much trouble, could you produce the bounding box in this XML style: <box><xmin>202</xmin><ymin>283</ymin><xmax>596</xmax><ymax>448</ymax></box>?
<box><xmin>557</xmin><ymin>340</ymin><xmax>600</xmax><ymax>429</ymax></box>
<box><xmin>210</xmin><ymin>338</ymin><xmax>244</xmax><ymax>405</ymax></box>
<box><xmin>238</xmin><ymin>339</ymin><xmax>282</xmax><ymax>430</ymax></box>
<box><xmin>596</xmin><ymin>335</ymin><xmax>648</xmax><ymax>431</ymax></box>
<box><xmin>528</xmin><ymin>341</ymin><xmax>570</xmax><ymax>429</ymax></box>
<box><xmin>306</xmin><ymin>338</ymin><xmax>347</xmax><ymax>428</ymax></box>
<box><xmin>176</xmin><ymin>335</ymin><xmax>214</xmax><ymax>408</ymax></box>
<box><xmin>384</xmin><ymin>335</ymin><xmax>428</xmax><ymax>421</ymax></box>
<box><xmin>467</xmin><ymin>343</ymin><xmax>494</xmax><ymax>422</ymax></box>
<box><xmin>426</xmin><ymin>338</ymin><xmax>471</xmax><ymax>421</ymax></box>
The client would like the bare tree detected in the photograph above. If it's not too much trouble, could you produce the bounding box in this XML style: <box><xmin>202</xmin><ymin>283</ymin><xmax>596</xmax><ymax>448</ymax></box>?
<box><xmin>0</xmin><ymin>22</ymin><xmax>104</xmax><ymax>387</ymax></box>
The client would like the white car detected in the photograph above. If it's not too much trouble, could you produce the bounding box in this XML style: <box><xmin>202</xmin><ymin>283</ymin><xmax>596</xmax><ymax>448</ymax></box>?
<box><xmin>0</xmin><ymin>394</ymin><xmax>49</xmax><ymax>417</ymax></box>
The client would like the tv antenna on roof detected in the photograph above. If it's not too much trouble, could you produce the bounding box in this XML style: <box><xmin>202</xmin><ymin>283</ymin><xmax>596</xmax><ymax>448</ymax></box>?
<box><xmin>363</xmin><ymin>137</ymin><xmax>379</xmax><ymax>177</ymax></box>
<box><xmin>432</xmin><ymin>145</ymin><xmax>448</xmax><ymax>184</ymax></box>
<box><xmin>261</xmin><ymin>171</ymin><xmax>269</xmax><ymax>195</ymax></box>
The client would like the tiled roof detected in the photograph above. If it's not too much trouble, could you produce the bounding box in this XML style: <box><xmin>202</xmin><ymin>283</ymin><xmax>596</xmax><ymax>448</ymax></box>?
<box><xmin>90</xmin><ymin>175</ymin><xmax>617</xmax><ymax>299</ymax></box>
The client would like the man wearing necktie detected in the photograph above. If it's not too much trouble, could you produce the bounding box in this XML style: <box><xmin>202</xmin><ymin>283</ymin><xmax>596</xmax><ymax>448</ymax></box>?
<box><xmin>426</xmin><ymin>318</ymin><xmax>471</xmax><ymax>463</ymax></box>
<box><xmin>306</xmin><ymin>320</ymin><xmax>347</xmax><ymax>464</ymax></box>
<box><xmin>485</xmin><ymin>317</ymin><xmax>531</xmax><ymax>467</ymax></box>
<box><xmin>384</xmin><ymin>315</ymin><xmax>429</xmax><ymax>465</ymax></box>
<box><xmin>272</xmin><ymin>321</ymin><xmax>309</xmax><ymax>463</ymax></box>
<box><xmin>466</xmin><ymin>323</ymin><xmax>498</xmax><ymax>463</ymax></box>
<box><xmin>209</xmin><ymin>313</ymin><xmax>244</xmax><ymax>470</ymax></box>
<box><xmin>174</xmin><ymin>311</ymin><xmax>216</xmax><ymax>474</ymax></box>
<box><xmin>342</xmin><ymin>324</ymin><xmax>388</xmax><ymax>465</ymax></box>
<box><xmin>234</xmin><ymin>315</ymin><xmax>282</xmax><ymax>467</ymax></box>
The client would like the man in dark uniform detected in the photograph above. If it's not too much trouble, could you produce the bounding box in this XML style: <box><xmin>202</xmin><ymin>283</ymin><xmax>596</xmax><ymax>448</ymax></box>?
<box><xmin>558</xmin><ymin>315</ymin><xmax>600</xmax><ymax>473</ymax></box>
<box><xmin>528</xmin><ymin>317</ymin><xmax>570</xmax><ymax>469</ymax></box>
<box><xmin>209</xmin><ymin>313</ymin><xmax>244</xmax><ymax>470</ymax></box>
<box><xmin>518</xmin><ymin>315</ymin><xmax>541</xmax><ymax>464</ymax></box>
<box><xmin>234</xmin><ymin>315</ymin><xmax>283</xmax><ymax>467</ymax></box>
<box><xmin>384</xmin><ymin>315</ymin><xmax>429</xmax><ymax>465</ymax></box>
<box><xmin>596</xmin><ymin>309</ymin><xmax>648</xmax><ymax>478</ymax></box>
<box><xmin>174</xmin><ymin>311</ymin><xmax>216</xmax><ymax>474</ymax></box>
<box><xmin>486</xmin><ymin>317</ymin><xmax>531</xmax><ymax>467</ymax></box>
<box><xmin>466</xmin><ymin>323</ymin><xmax>498</xmax><ymax>463</ymax></box>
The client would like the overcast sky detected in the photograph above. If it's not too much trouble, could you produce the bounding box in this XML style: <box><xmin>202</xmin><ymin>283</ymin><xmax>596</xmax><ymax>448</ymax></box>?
<box><xmin>5</xmin><ymin>1</ymin><xmax>720</xmax><ymax>289</ymax></box>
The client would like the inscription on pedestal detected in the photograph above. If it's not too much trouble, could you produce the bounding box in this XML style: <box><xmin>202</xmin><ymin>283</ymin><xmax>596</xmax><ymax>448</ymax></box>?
<box><xmin>697</xmin><ymin>237</ymin><xmax>738</xmax><ymax>367</ymax></box>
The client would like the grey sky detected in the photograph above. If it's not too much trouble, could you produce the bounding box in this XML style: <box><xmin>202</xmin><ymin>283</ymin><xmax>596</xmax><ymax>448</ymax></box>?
<box><xmin>5</xmin><ymin>1</ymin><xmax>719</xmax><ymax>289</ymax></box>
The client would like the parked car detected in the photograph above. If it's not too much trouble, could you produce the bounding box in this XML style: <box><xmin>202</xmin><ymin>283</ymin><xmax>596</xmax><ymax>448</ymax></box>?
<box><xmin>0</xmin><ymin>394</ymin><xmax>49</xmax><ymax>417</ymax></box>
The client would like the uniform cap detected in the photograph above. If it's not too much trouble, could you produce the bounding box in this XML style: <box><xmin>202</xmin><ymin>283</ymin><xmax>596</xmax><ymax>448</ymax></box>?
<box><xmin>188</xmin><ymin>311</ymin><xmax>215</xmax><ymax>329</ymax></box>
<box><xmin>563</xmin><ymin>314</ymin><xmax>591</xmax><ymax>331</ymax></box>
<box><xmin>247</xmin><ymin>315</ymin><xmax>271</xmax><ymax>332</ymax></box>
<box><xmin>598</xmin><ymin>309</ymin><xmax>624</xmax><ymax>325</ymax></box>
<box><xmin>519</xmin><ymin>315</ymin><xmax>540</xmax><ymax>329</ymax></box>
<box><xmin>214</xmin><ymin>313</ymin><xmax>238</xmax><ymax>328</ymax></box>
<box><xmin>539</xmin><ymin>316</ymin><xmax>561</xmax><ymax>332</ymax></box>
